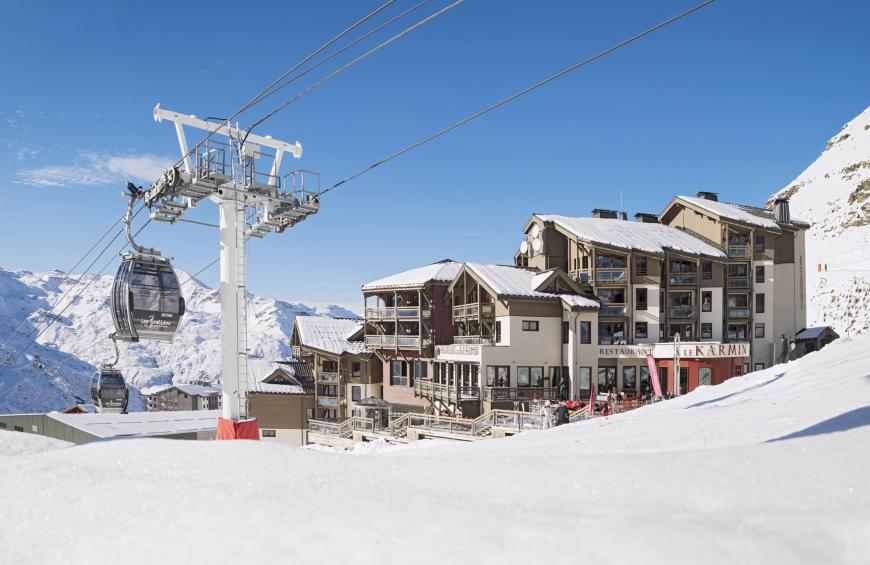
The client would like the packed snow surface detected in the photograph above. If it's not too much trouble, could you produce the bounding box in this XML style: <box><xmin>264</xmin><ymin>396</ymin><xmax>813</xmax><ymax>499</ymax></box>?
<box><xmin>1</xmin><ymin>336</ymin><xmax>868</xmax><ymax>564</ymax></box>
<box><xmin>536</xmin><ymin>213</ymin><xmax>728</xmax><ymax>258</ymax></box>
<box><xmin>0</xmin><ymin>267</ymin><xmax>357</xmax><ymax>413</ymax></box>
<box><xmin>768</xmin><ymin>106</ymin><xmax>870</xmax><ymax>336</ymax></box>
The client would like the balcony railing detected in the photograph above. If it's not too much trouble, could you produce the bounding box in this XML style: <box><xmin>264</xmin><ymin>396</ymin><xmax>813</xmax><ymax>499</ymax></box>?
<box><xmin>598</xmin><ymin>336</ymin><xmax>628</xmax><ymax>345</ymax></box>
<box><xmin>669</xmin><ymin>305</ymin><xmax>698</xmax><ymax>319</ymax></box>
<box><xmin>414</xmin><ymin>380</ymin><xmax>480</xmax><ymax>402</ymax></box>
<box><xmin>453</xmin><ymin>335</ymin><xmax>494</xmax><ymax>345</ymax></box>
<box><xmin>365</xmin><ymin>335</ymin><xmax>430</xmax><ymax>349</ymax></box>
<box><xmin>599</xmin><ymin>304</ymin><xmax>627</xmax><ymax>317</ymax></box>
<box><xmin>728</xmin><ymin>308</ymin><xmax>752</xmax><ymax>319</ymax></box>
<box><xmin>668</xmin><ymin>274</ymin><xmax>697</xmax><ymax>286</ymax></box>
<box><xmin>728</xmin><ymin>278</ymin><xmax>750</xmax><ymax>289</ymax></box>
<box><xmin>436</xmin><ymin>343</ymin><xmax>483</xmax><ymax>357</ymax></box>
<box><xmin>317</xmin><ymin>397</ymin><xmax>338</xmax><ymax>408</ymax></box>
<box><xmin>483</xmin><ymin>387</ymin><xmax>559</xmax><ymax>402</ymax></box>
<box><xmin>365</xmin><ymin>306</ymin><xmax>426</xmax><ymax>320</ymax></box>
<box><xmin>318</xmin><ymin>372</ymin><xmax>339</xmax><ymax>384</ymax></box>
<box><xmin>452</xmin><ymin>303</ymin><xmax>495</xmax><ymax>319</ymax></box>
<box><xmin>728</xmin><ymin>246</ymin><xmax>750</xmax><ymax>258</ymax></box>
<box><xmin>596</xmin><ymin>269</ymin><xmax>627</xmax><ymax>283</ymax></box>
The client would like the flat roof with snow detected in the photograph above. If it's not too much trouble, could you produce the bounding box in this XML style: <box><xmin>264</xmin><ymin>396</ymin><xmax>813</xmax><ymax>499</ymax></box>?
<box><xmin>46</xmin><ymin>410</ymin><xmax>218</xmax><ymax>439</ymax></box>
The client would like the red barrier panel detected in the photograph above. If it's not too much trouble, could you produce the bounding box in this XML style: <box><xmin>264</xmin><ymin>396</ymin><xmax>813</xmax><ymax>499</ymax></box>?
<box><xmin>217</xmin><ymin>417</ymin><xmax>260</xmax><ymax>440</ymax></box>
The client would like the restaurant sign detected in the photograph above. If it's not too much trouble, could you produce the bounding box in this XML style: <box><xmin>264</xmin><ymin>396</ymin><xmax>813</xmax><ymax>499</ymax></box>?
<box><xmin>598</xmin><ymin>342</ymin><xmax>750</xmax><ymax>359</ymax></box>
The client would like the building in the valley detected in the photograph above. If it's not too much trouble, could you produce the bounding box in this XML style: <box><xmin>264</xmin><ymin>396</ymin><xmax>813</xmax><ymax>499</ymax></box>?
<box><xmin>361</xmin><ymin>259</ymin><xmax>462</xmax><ymax>412</ymax></box>
<box><xmin>290</xmin><ymin>316</ymin><xmax>382</xmax><ymax>421</ymax></box>
<box><xmin>793</xmin><ymin>326</ymin><xmax>839</xmax><ymax>358</ymax></box>
<box><xmin>141</xmin><ymin>383</ymin><xmax>223</xmax><ymax>412</ymax></box>
<box><xmin>0</xmin><ymin>410</ymin><xmax>218</xmax><ymax>444</ymax></box>
<box><xmin>248</xmin><ymin>361</ymin><xmax>316</xmax><ymax>446</ymax></box>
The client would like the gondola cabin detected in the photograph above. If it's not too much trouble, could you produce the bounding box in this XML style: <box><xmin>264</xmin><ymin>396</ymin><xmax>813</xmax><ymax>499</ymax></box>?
<box><xmin>111</xmin><ymin>254</ymin><xmax>185</xmax><ymax>342</ymax></box>
<box><xmin>91</xmin><ymin>368</ymin><xmax>129</xmax><ymax>414</ymax></box>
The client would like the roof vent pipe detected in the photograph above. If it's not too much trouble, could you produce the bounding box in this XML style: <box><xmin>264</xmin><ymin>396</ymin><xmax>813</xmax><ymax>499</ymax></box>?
<box><xmin>774</xmin><ymin>198</ymin><xmax>790</xmax><ymax>224</ymax></box>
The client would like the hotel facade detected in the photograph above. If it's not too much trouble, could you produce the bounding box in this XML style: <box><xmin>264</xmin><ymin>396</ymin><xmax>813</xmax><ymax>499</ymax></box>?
<box><xmin>360</xmin><ymin>193</ymin><xmax>808</xmax><ymax>417</ymax></box>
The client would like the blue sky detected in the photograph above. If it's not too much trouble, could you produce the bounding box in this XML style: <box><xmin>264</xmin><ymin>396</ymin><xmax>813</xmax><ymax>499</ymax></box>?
<box><xmin>1</xmin><ymin>0</ymin><xmax>868</xmax><ymax>311</ymax></box>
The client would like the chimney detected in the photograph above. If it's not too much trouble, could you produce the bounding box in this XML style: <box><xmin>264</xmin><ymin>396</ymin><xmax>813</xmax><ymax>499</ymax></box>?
<box><xmin>696</xmin><ymin>191</ymin><xmax>718</xmax><ymax>201</ymax></box>
<box><xmin>634</xmin><ymin>212</ymin><xmax>659</xmax><ymax>223</ymax></box>
<box><xmin>591</xmin><ymin>208</ymin><xmax>618</xmax><ymax>219</ymax></box>
<box><xmin>619</xmin><ymin>211</ymin><xmax>628</xmax><ymax>221</ymax></box>
<box><xmin>774</xmin><ymin>197</ymin><xmax>790</xmax><ymax>224</ymax></box>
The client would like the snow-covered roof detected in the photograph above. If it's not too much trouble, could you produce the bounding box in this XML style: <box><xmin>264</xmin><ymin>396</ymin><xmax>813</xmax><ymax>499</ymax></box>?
<box><xmin>560</xmin><ymin>294</ymin><xmax>600</xmax><ymax>310</ymax></box>
<box><xmin>675</xmin><ymin>196</ymin><xmax>810</xmax><ymax>230</ymax></box>
<box><xmin>294</xmin><ymin>316</ymin><xmax>368</xmax><ymax>357</ymax></box>
<box><xmin>362</xmin><ymin>259</ymin><xmax>463</xmax><ymax>291</ymax></box>
<box><xmin>139</xmin><ymin>384</ymin><xmax>221</xmax><ymax>397</ymax></box>
<box><xmin>536</xmin><ymin>214</ymin><xmax>727</xmax><ymax>258</ymax></box>
<box><xmin>46</xmin><ymin>410</ymin><xmax>218</xmax><ymax>439</ymax></box>
<box><xmin>795</xmin><ymin>326</ymin><xmax>838</xmax><ymax>341</ymax></box>
<box><xmin>464</xmin><ymin>263</ymin><xmax>563</xmax><ymax>300</ymax></box>
<box><xmin>247</xmin><ymin>361</ymin><xmax>312</xmax><ymax>395</ymax></box>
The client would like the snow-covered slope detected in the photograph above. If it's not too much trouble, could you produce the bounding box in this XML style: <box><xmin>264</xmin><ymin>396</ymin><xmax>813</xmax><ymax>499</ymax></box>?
<box><xmin>768</xmin><ymin>106</ymin><xmax>870</xmax><ymax>336</ymax></box>
<box><xmin>0</xmin><ymin>267</ymin><xmax>358</xmax><ymax>413</ymax></box>
<box><xmin>1</xmin><ymin>336</ymin><xmax>868</xmax><ymax>565</ymax></box>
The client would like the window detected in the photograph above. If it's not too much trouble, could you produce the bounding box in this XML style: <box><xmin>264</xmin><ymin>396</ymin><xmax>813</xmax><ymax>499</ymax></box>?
<box><xmin>0</xmin><ymin>422</ymin><xmax>6</xmax><ymax>429</ymax></box>
<box><xmin>668</xmin><ymin>323</ymin><xmax>693</xmax><ymax>339</ymax></box>
<box><xmin>521</xmin><ymin>320</ymin><xmax>539</xmax><ymax>332</ymax></box>
<box><xmin>755</xmin><ymin>265</ymin><xmax>765</xmax><ymax>283</ymax></box>
<box><xmin>415</xmin><ymin>361</ymin><xmax>428</xmax><ymax>381</ymax></box>
<box><xmin>562</xmin><ymin>321</ymin><xmax>569</xmax><ymax>344</ymax></box>
<box><xmin>517</xmin><ymin>367</ymin><xmax>530</xmax><ymax>387</ymax></box>
<box><xmin>636</xmin><ymin>288</ymin><xmax>647</xmax><ymax>310</ymax></box>
<box><xmin>262</xmin><ymin>429</ymin><xmax>276</xmax><ymax>438</ymax></box>
<box><xmin>531</xmin><ymin>367</ymin><xmax>544</xmax><ymax>387</ymax></box>
<box><xmin>755</xmin><ymin>323</ymin><xmax>765</xmax><ymax>338</ymax></box>
<box><xmin>679</xmin><ymin>367</ymin><xmax>689</xmax><ymax>394</ymax></box>
<box><xmin>390</xmin><ymin>361</ymin><xmax>408</xmax><ymax>386</ymax></box>
<box><xmin>351</xmin><ymin>362</ymin><xmax>361</xmax><ymax>378</ymax></box>
<box><xmin>306</xmin><ymin>408</ymin><xmax>314</xmax><ymax>420</ymax></box>
<box><xmin>352</xmin><ymin>386</ymin><xmax>362</xmax><ymax>402</ymax></box>
<box><xmin>702</xmin><ymin>261</ymin><xmax>712</xmax><ymax>280</ymax></box>
<box><xmin>754</xmin><ymin>363</ymin><xmax>764</xmax><ymax>371</ymax></box>
<box><xmin>597</xmin><ymin>367</ymin><xmax>617</xmax><ymax>392</ymax></box>
<box><xmin>756</xmin><ymin>293</ymin><xmax>765</xmax><ymax>313</ymax></box>
<box><xmin>635</xmin><ymin>322</ymin><xmax>648</xmax><ymax>339</ymax></box>
<box><xmin>701</xmin><ymin>323</ymin><xmax>713</xmax><ymax>339</ymax></box>
<box><xmin>699</xmin><ymin>367</ymin><xmax>712</xmax><ymax>386</ymax></box>
<box><xmin>658</xmin><ymin>367</ymin><xmax>669</xmax><ymax>394</ymax></box>
<box><xmin>598</xmin><ymin>322</ymin><xmax>626</xmax><ymax>345</ymax></box>
<box><xmin>598</xmin><ymin>288</ymin><xmax>625</xmax><ymax>304</ymax></box>
<box><xmin>670</xmin><ymin>260</ymin><xmax>697</xmax><ymax>273</ymax></box>
<box><xmin>322</xmin><ymin>360</ymin><xmax>338</xmax><ymax>373</ymax></box>
<box><xmin>639</xmin><ymin>366</ymin><xmax>651</xmax><ymax>395</ymax></box>
<box><xmin>486</xmin><ymin>366</ymin><xmax>510</xmax><ymax>387</ymax></box>
<box><xmin>728</xmin><ymin>263</ymin><xmax>749</xmax><ymax>277</ymax></box>
<box><xmin>701</xmin><ymin>291</ymin><xmax>712</xmax><ymax>312</ymax></box>
<box><xmin>597</xmin><ymin>254</ymin><xmax>626</xmax><ymax>268</ymax></box>
<box><xmin>578</xmin><ymin>367</ymin><xmax>592</xmax><ymax>397</ymax></box>
<box><xmin>495</xmin><ymin>321</ymin><xmax>502</xmax><ymax>343</ymax></box>
<box><xmin>727</xmin><ymin>324</ymin><xmax>748</xmax><ymax>340</ymax></box>
<box><xmin>622</xmin><ymin>366</ymin><xmax>637</xmax><ymax>394</ymax></box>
<box><xmin>728</xmin><ymin>232</ymin><xmax>750</xmax><ymax>246</ymax></box>
<box><xmin>728</xmin><ymin>294</ymin><xmax>749</xmax><ymax>308</ymax></box>
<box><xmin>636</xmin><ymin>256</ymin><xmax>648</xmax><ymax>276</ymax></box>
<box><xmin>580</xmin><ymin>321</ymin><xmax>591</xmax><ymax>344</ymax></box>
<box><xmin>754</xmin><ymin>234</ymin><xmax>765</xmax><ymax>253</ymax></box>
<box><xmin>14</xmin><ymin>426</ymin><xmax>24</xmax><ymax>432</ymax></box>
<box><xmin>744</xmin><ymin>362</ymin><xmax>750</xmax><ymax>374</ymax></box>
<box><xmin>734</xmin><ymin>364</ymin><xmax>744</xmax><ymax>376</ymax></box>
<box><xmin>669</xmin><ymin>292</ymin><xmax>693</xmax><ymax>307</ymax></box>
<box><xmin>582</xmin><ymin>255</ymin><xmax>589</xmax><ymax>270</ymax></box>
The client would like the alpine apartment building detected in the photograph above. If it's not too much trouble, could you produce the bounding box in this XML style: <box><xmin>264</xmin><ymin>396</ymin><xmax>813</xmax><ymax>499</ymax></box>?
<box><xmin>359</xmin><ymin>192</ymin><xmax>808</xmax><ymax>416</ymax></box>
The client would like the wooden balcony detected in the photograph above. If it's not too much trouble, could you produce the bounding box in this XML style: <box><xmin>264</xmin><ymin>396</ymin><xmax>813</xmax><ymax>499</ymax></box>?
<box><xmin>317</xmin><ymin>397</ymin><xmax>339</xmax><ymax>408</ymax></box>
<box><xmin>364</xmin><ymin>335</ymin><xmax>432</xmax><ymax>349</ymax></box>
<box><xmin>728</xmin><ymin>245</ymin><xmax>750</xmax><ymax>258</ymax></box>
<box><xmin>452</xmin><ymin>303</ymin><xmax>495</xmax><ymax>320</ymax></box>
<box><xmin>414</xmin><ymin>380</ymin><xmax>480</xmax><ymax>403</ymax></box>
<box><xmin>453</xmin><ymin>335</ymin><xmax>493</xmax><ymax>345</ymax></box>
<box><xmin>365</xmin><ymin>306</ymin><xmax>429</xmax><ymax>321</ymax></box>
<box><xmin>317</xmin><ymin>372</ymin><xmax>339</xmax><ymax>384</ymax></box>
<box><xmin>483</xmin><ymin>387</ymin><xmax>559</xmax><ymax>402</ymax></box>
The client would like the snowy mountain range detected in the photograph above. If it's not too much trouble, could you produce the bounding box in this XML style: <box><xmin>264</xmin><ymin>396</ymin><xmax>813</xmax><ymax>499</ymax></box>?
<box><xmin>0</xmin><ymin>267</ymin><xmax>358</xmax><ymax>413</ymax></box>
<box><xmin>767</xmin><ymin>105</ymin><xmax>870</xmax><ymax>337</ymax></box>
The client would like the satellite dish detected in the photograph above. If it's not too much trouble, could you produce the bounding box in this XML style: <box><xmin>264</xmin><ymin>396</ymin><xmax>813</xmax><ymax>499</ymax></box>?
<box><xmin>532</xmin><ymin>238</ymin><xmax>542</xmax><ymax>253</ymax></box>
<box><xmin>520</xmin><ymin>240</ymin><xmax>529</xmax><ymax>254</ymax></box>
<box><xmin>530</xmin><ymin>224</ymin><xmax>540</xmax><ymax>238</ymax></box>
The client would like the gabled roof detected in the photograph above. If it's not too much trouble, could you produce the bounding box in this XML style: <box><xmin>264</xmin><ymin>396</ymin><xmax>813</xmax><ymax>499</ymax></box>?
<box><xmin>795</xmin><ymin>326</ymin><xmax>839</xmax><ymax>341</ymax></box>
<box><xmin>362</xmin><ymin>259</ymin><xmax>462</xmax><ymax>291</ymax></box>
<box><xmin>461</xmin><ymin>263</ymin><xmax>574</xmax><ymax>300</ymax></box>
<box><xmin>534</xmin><ymin>214</ymin><xmax>726</xmax><ymax>259</ymax></box>
<box><xmin>139</xmin><ymin>384</ymin><xmax>221</xmax><ymax>397</ymax></box>
<box><xmin>247</xmin><ymin>362</ymin><xmax>312</xmax><ymax>395</ymax></box>
<box><xmin>669</xmin><ymin>196</ymin><xmax>810</xmax><ymax>231</ymax></box>
<box><xmin>294</xmin><ymin>316</ymin><xmax>368</xmax><ymax>357</ymax></box>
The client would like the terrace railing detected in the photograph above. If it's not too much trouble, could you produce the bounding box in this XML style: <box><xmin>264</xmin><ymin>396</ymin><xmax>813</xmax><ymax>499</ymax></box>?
<box><xmin>483</xmin><ymin>387</ymin><xmax>559</xmax><ymax>402</ymax></box>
